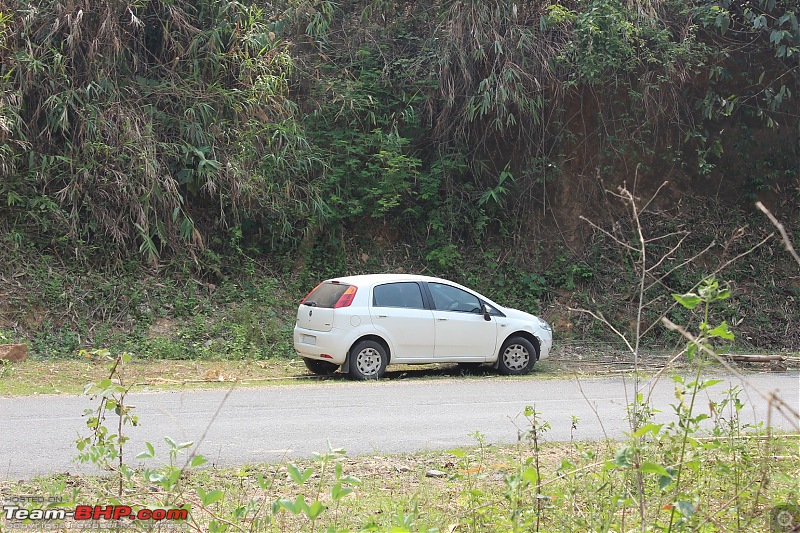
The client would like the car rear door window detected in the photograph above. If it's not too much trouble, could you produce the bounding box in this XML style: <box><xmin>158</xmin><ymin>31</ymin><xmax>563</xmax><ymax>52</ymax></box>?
<box><xmin>373</xmin><ymin>282</ymin><xmax>425</xmax><ymax>309</ymax></box>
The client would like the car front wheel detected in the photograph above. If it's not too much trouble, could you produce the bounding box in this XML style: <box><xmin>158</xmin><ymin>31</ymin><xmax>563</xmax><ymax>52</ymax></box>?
<box><xmin>497</xmin><ymin>337</ymin><xmax>537</xmax><ymax>375</ymax></box>
<box><xmin>349</xmin><ymin>340</ymin><xmax>388</xmax><ymax>380</ymax></box>
<box><xmin>303</xmin><ymin>357</ymin><xmax>339</xmax><ymax>376</ymax></box>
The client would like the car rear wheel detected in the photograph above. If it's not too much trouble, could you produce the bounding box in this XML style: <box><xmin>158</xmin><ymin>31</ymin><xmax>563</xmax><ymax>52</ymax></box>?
<box><xmin>497</xmin><ymin>337</ymin><xmax>537</xmax><ymax>375</ymax></box>
<box><xmin>303</xmin><ymin>357</ymin><xmax>339</xmax><ymax>376</ymax></box>
<box><xmin>349</xmin><ymin>340</ymin><xmax>388</xmax><ymax>380</ymax></box>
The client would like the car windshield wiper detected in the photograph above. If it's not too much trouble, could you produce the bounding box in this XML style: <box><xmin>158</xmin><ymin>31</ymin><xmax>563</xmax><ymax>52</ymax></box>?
<box><xmin>303</xmin><ymin>301</ymin><xmax>318</xmax><ymax>307</ymax></box>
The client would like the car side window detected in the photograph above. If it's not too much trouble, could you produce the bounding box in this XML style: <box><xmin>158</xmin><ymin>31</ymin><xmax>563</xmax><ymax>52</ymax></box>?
<box><xmin>372</xmin><ymin>282</ymin><xmax>425</xmax><ymax>309</ymax></box>
<box><xmin>428</xmin><ymin>283</ymin><xmax>482</xmax><ymax>313</ymax></box>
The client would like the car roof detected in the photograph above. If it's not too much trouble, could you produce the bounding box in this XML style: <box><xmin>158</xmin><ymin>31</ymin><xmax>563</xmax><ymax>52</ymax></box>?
<box><xmin>326</xmin><ymin>273</ymin><xmax>441</xmax><ymax>285</ymax></box>
<box><xmin>321</xmin><ymin>273</ymin><xmax>506</xmax><ymax>309</ymax></box>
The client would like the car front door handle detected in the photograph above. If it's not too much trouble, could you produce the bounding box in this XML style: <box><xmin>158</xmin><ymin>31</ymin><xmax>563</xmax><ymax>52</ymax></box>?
<box><xmin>436</xmin><ymin>318</ymin><xmax>448</xmax><ymax>321</ymax></box>
<box><xmin>376</xmin><ymin>315</ymin><xmax>387</xmax><ymax>318</ymax></box>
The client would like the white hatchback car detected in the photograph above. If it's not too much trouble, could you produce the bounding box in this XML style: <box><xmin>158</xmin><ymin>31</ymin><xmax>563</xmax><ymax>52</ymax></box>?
<box><xmin>293</xmin><ymin>274</ymin><xmax>552</xmax><ymax>380</ymax></box>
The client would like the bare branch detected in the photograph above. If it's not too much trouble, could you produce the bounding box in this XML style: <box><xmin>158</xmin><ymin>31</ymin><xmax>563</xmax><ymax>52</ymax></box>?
<box><xmin>639</xmin><ymin>232</ymin><xmax>773</xmax><ymax>339</ymax></box>
<box><xmin>643</xmin><ymin>240</ymin><xmax>716</xmax><ymax>294</ymax></box>
<box><xmin>639</xmin><ymin>180</ymin><xmax>669</xmax><ymax>214</ymax></box>
<box><xmin>567</xmin><ymin>306</ymin><xmax>635</xmax><ymax>354</ymax></box>
<box><xmin>645</xmin><ymin>232</ymin><xmax>690</xmax><ymax>273</ymax></box>
<box><xmin>579</xmin><ymin>215</ymin><xmax>638</xmax><ymax>252</ymax></box>
<box><xmin>756</xmin><ymin>201</ymin><xmax>800</xmax><ymax>267</ymax></box>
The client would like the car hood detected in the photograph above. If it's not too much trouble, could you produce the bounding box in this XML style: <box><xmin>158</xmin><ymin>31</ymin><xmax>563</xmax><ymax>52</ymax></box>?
<box><xmin>502</xmin><ymin>307</ymin><xmax>552</xmax><ymax>331</ymax></box>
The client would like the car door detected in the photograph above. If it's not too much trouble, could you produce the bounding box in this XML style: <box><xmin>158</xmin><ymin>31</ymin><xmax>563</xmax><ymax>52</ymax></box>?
<box><xmin>426</xmin><ymin>282</ymin><xmax>497</xmax><ymax>360</ymax></box>
<box><xmin>369</xmin><ymin>282</ymin><xmax>435</xmax><ymax>360</ymax></box>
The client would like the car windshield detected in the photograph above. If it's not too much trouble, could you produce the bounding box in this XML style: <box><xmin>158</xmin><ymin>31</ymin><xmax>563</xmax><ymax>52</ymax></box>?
<box><xmin>303</xmin><ymin>282</ymin><xmax>351</xmax><ymax>308</ymax></box>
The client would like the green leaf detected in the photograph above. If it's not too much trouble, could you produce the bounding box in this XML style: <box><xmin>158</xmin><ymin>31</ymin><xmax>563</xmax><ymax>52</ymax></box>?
<box><xmin>197</xmin><ymin>488</ymin><xmax>224</xmax><ymax>506</ymax></box>
<box><xmin>209</xmin><ymin>519</ymin><xmax>227</xmax><ymax>533</ymax></box>
<box><xmin>658</xmin><ymin>473</ymin><xmax>675</xmax><ymax>490</ymax></box>
<box><xmin>676</xmin><ymin>500</ymin><xmax>695</xmax><ymax>518</ymax></box>
<box><xmin>708</xmin><ymin>321</ymin><xmax>734</xmax><ymax>340</ymax></box>
<box><xmin>305</xmin><ymin>501</ymin><xmax>326</xmax><ymax>520</ymax></box>
<box><xmin>687</xmin><ymin>343</ymin><xmax>697</xmax><ymax>361</ymax></box>
<box><xmin>640</xmin><ymin>461</ymin><xmax>670</xmax><ymax>477</ymax></box>
<box><xmin>522</xmin><ymin>467</ymin><xmax>539</xmax><ymax>484</ymax></box>
<box><xmin>331</xmin><ymin>481</ymin><xmax>354</xmax><ymax>501</ymax></box>
<box><xmin>698</xmin><ymin>379</ymin><xmax>724</xmax><ymax>390</ymax></box>
<box><xmin>612</xmin><ymin>447</ymin><xmax>632</xmax><ymax>468</ymax></box>
<box><xmin>632</xmin><ymin>423</ymin><xmax>663</xmax><ymax>438</ymax></box>
<box><xmin>136</xmin><ymin>441</ymin><xmax>156</xmax><ymax>459</ymax></box>
<box><xmin>287</xmin><ymin>463</ymin><xmax>314</xmax><ymax>485</ymax></box>
<box><xmin>279</xmin><ymin>495</ymin><xmax>308</xmax><ymax>515</ymax></box>
<box><xmin>257</xmin><ymin>473</ymin><xmax>272</xmax><ymax>490</ymax></box>
<box><xmin>672</xmin><ymin>293</ymin><xmax>701</xmax><ymax>309</ymax></box>
<box><xmin>190</xmin><ymin>455</ymin><xmax>208</xmax><ymax>467</ymax></box>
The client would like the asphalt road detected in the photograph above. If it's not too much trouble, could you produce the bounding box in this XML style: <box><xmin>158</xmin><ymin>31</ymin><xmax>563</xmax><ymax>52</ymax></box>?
<box><xmin>1</xmin><ymin>372</ymin><xmax>798</xmax><ymax>480</ymax></box>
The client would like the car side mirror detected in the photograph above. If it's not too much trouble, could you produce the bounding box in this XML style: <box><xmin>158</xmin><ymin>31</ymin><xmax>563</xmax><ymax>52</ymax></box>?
<box><xmin>483</xmin><ymin>304</ymin><xmax>492</xmax><ymax>321</ymax></box>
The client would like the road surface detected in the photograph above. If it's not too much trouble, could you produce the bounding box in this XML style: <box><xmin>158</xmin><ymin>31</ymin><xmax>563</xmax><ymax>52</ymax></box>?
<box><xmin>1</xmin><ymin>372</ymin><xmax>797</xmax><ymax>479</ymax></box>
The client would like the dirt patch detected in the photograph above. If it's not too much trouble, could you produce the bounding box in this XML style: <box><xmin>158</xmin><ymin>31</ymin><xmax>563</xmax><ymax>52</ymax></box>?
<box><xmin>147</xmin><ymin>317</ymin><xmax>179</xmax><ymax>339</ymax></box>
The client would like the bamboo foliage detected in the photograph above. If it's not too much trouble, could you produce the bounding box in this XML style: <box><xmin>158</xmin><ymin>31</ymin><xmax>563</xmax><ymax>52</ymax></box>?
<box><xmin>2</xmin><ymin>0</ymin><xmax>296</xmax><ymax>261</ymax></box>
<box><xmin>433</xmin><ymin>0</ymin><xmax>557</xmax><ymax>145</ymax></box>
<box><xmin>0</xmin><ymin>0</ymin><xmax>797</xmax><ymax>264</ymax></box>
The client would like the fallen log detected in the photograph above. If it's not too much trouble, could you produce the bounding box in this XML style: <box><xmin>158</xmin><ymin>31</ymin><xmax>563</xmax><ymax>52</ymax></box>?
<box><xmin>725</xmin><ymin>354</ymin><xmax>785</xmax><ymax>363</ymax></box>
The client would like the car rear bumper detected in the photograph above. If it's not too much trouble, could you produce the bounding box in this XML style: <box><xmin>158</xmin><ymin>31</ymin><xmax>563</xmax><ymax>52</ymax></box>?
<box><xmin>293</xmin><ymin>326</ymin><xmax>349</xmax><ymax>365</ymax></box>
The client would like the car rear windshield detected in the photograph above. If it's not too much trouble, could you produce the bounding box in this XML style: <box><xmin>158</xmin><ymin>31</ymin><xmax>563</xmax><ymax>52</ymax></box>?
<box><xmin>303</xmin><ymin>282</ymin><xmax>352</xmax><ymax>308</ymax></box>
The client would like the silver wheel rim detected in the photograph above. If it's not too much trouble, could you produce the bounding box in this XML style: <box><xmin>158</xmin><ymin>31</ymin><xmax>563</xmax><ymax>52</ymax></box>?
<box><xmin>502</xmin><ymin>343</ymin><xmax>530</xmax><ymax>372</ymax></box>
<box><xmin>355</xmin><ymin>347</ymin><xmax>382</xmax><ymax>376</ymax></box>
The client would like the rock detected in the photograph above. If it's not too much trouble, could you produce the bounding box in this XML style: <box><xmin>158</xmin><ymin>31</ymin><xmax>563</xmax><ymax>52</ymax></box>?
<box><xmin>0</xmin><ymin>344</ymin><xmax>27</xmax><ymax>362</ymax></box>
<box><xmin>425</xmin><ymin>469</ymin><xmax>447</xmax><ymax>478</ymax></box>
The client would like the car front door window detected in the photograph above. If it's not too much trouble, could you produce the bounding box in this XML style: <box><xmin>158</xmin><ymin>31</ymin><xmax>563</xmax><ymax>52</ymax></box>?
<box><xmin>429</xmin><ymin>283</ymin><xmax>482</xmax><ymax>313</ymax></box>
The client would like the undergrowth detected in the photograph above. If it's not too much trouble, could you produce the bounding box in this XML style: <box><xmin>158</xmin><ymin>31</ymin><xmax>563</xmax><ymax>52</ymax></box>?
<box><xmin>1</xmin><ymin>190</ymin><xmax>799</xmax><ymax>360</ymax></box>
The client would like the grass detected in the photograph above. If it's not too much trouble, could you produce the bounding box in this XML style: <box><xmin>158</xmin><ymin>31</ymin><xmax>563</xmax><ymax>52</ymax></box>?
<box><xmin>0</xmin><ymin>357</ymin><xmax>570</xmax><ymax>397</ymax></box>
<box><xmin>2</xmin><ymin>343</ymin><xmax>795</xmax><ymax>397</ymax></box>
<box><xmin>0</xmin><ymin>358</ymin><xmax>313</xmax><ymax>396</ymax></box>
<box><xmin>2</xmin><ymin>433</ymin><xmax>798</xmax><ymax>532</ymax></box>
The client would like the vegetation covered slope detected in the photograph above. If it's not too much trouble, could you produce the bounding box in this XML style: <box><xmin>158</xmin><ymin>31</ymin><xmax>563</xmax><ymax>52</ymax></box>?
<box><xmin>0</xmin><ymin>0</ymin><xmax>798</xmax><ymax>355</ymax></box>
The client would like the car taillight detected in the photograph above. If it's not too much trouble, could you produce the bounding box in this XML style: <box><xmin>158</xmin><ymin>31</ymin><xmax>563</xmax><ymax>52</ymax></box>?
<box><xmin>333</xmin><ymin>286</ymin><xmax>357</xmax><ymax>308</ymax></box>
<box><xmin>300</xmin><ymin>283</ymin><xmax>322</xmax><ymax>304</ymax></box>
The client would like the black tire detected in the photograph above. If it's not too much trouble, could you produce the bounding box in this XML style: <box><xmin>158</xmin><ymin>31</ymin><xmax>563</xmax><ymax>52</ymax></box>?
<box><xmin>303</xmin><ymin>357</ymin><xmax>339</xmax><ymax>376</ymax></box>
<box><xmin>497</xmin><ymin>336</ymin><xmax>537</xmax><ymax>376</ymax></box>
<box><xmin>348</xmin><ymin>340</ymin><xmax>388</xmax><ymax>380</ymax></box>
